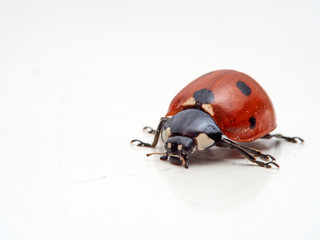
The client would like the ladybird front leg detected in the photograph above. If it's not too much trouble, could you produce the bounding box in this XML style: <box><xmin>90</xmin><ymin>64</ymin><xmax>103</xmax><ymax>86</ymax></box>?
<box><xmin>143</xmin><ymin>126</ymin><xmax>156</xmax><ymax>134</ymax></box>
<box><xmin>131</xmin><ymin>139</ymin><xmax>153</xmax><ymax>147</ymax></box>
<box><xmin>131</xmin><ymin>117</ymin><xmax>168</xmax><ymax>148</ymax></box>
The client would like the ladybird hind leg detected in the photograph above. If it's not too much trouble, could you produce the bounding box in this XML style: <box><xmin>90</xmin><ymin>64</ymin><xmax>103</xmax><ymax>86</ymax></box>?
<box><xmin>217</xmin><ymin>138</ymin><xmax>279</xmax><ymax>168</ymax></box>
<box><xmin>262</xmin><ymin>134</ymin><xmax>304</xmax><ymax>143</ymax></box>
<box><xmin>131</xmin><ymin>117</ymin><xmax>168</xmax><ymax>148</ymax></box>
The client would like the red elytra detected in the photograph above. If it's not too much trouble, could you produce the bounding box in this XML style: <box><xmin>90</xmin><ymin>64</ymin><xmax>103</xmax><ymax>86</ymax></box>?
<box><xmin>166</xmin><ymin>69</ymin><xmax>276</xmax><ymax>142</ymax></box>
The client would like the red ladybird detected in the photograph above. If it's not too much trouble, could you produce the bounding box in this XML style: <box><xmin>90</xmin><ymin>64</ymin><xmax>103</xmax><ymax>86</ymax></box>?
<box><xmin>132</xmin><ymin>70</ymin><xmax>303</xmax><ymax>168</ymax></box>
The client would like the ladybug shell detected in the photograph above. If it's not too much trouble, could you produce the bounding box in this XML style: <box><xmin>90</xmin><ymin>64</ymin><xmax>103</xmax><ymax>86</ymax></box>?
<box><xmin>166</xmin><ymin>70</ymin><xmax>276</xmax><ymax>142</ymax></box>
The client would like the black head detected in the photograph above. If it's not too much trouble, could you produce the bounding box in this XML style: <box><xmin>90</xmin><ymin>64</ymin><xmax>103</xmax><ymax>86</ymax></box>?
<box><xmin>164</xmin><ymin>136</ymin><xmax>196</xmax><ymax>168</ymax></box>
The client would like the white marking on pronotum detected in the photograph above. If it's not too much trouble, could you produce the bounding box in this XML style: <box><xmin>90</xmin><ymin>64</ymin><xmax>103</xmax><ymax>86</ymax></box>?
<box><xmin>167</xmin><ymin>142</ymin><xmax>172</xmax><ymax>149</ymax></box>
<box><xmin>195</xmin><ymin>133</ymin><xmax>215</xmax><ymax>150</ymax></box>
<box><xmin>182</xmin><ymin>97</ymin><xmax>196</xmax><ymax>107</ymax></box>
<box><xmin>178</xmin><ymin>144</ymin><xmax>182</xmax><ymax>151</ymax></box>
<box><xmin>162</xmin><ymin>127</ymin><xmax>171</xmax><ymax>142</ymax></box>
<box><xmin>201</xmin><ymin>104</ymin><xmax>214</xmax><ymax>116</ymax></box>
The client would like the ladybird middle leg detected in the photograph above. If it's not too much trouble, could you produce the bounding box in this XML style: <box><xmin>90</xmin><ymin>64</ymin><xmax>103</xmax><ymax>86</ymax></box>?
<box><xmin>217</xmin><ymin>138</ymin><xmax>279</xmax><ymax>168</ymax></box>
<box><xmin>131</xmin><ymin>117</ymin><xmax>168</xmax><ymax>148</ymax></box>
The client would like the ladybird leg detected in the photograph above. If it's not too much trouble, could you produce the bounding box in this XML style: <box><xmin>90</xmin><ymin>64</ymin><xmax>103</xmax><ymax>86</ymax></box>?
<box><xmin>131</xmin><ymin>117</ymin><xmax>168</xmax><ymax>148</ymax></box>
<box><xmin>233</xmin><ymin>144</ymin><xmax>276</xmax><ymax>162</ymax></box>
<box><xmin>143</xmin><ymin>126</ymin><xmax>156</xmax><ymax>134</ymax></box>
<box><xmin>218</xmin><ymin>138</ymin><xmax>279</xmax><ymax>168</ymax></box>
<box><xmin>262</xmin><ymin>134</ymin><xmax>304</xmax><ymax>143</ymax></box>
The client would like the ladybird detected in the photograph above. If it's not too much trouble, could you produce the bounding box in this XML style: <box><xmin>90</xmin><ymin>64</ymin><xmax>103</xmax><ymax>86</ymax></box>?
<box><xmin>131</xmin><ymin>70</ymin><xmax>303</xmax><ymax>169</ymax></box>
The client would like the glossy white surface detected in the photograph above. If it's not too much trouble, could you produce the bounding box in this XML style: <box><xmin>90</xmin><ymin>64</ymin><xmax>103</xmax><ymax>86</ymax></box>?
<box><xmin>1</xmin><ymin>1</ymin><xmax>320</xmax><ymax>239</ymax></box>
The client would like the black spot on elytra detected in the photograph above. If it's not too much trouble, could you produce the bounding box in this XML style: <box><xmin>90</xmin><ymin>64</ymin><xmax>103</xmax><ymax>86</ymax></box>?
<box><xmin>249</xmin><ymin>116</ymin><xmax>256</xmax><ymax>129</ymax></box>
<box><xmin>236</xmin><ymin>81</ymin><xmax>252</xmax><ymax>96</ymax></box>
<box><xmin>193</xmin><ymin>88</ymin><xmax>214</xmax><ymax>104</ymax></box>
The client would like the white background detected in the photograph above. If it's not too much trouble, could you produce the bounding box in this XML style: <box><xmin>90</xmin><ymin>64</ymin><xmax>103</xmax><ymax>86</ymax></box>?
<box><xmin>1</xmin><ymin>0</ymin><xmax>320</xmax><ymax>239</ymax></box>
